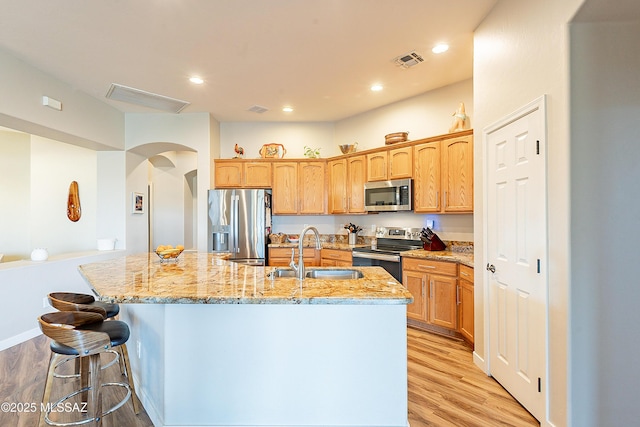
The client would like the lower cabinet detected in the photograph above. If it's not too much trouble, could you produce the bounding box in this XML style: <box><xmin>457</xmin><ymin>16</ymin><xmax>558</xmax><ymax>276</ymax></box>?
<box><xmin>320</xmin><ymin>248</ymin><xmax>352</xmax><ymax>266</ymax></box>
<box><xmin>402</xmin><ymin>257</ymin><xmax>459</xmax><ymax>336</ymax></box>
<box><xmin>268</xmin><ymin>247</ymin><xmax>320</xmax><ymax>266</ymax></box>
<box><xmin>458</xmin><ymin>264</ymin><xmax>474</xmax><ymax>344</ymax></box>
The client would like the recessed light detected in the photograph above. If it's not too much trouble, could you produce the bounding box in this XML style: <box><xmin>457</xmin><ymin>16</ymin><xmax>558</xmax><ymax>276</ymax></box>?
<box><xmin>282</xmin><ymin>106</ymin><xmax>293</xmax><ymax>113</ymax></box>
<box><xmin>432</xmin><ymin>44</ymin><xmax>449</xmax><ymax>54</ymax></box>
<box><xmin>370</xmin><ymin>84</ymin><xmax>383</xmax><ymax>92</ymax></box>
<box><xmin>189</xmin><ymin>77</ymin><xmax>204</xmax><ymax>84</ymax></box>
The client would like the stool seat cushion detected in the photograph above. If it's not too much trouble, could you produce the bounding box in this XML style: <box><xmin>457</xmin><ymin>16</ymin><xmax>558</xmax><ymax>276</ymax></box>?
<box><xmin>49</xmin><ymin>320</ymin><xmax>130</xmax><ymax>355</ymax></box>
<box><xmin>91</xmin><ymin>300</ymin><xmax>120</xmax><ymax>318</ymax></box>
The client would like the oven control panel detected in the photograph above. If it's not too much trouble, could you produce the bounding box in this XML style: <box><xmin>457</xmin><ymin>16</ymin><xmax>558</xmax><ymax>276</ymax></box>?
<box><xmin>375</xmin><ymin>227</ymin><xmax>423</xmax><ymax>239</ymax></box>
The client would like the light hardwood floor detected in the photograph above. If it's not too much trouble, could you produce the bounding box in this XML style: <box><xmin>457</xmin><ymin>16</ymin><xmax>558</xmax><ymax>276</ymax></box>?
<box><xmin>0</xmin><ymin>328</ymin><xmax>537</xmax><ymax>426</ymax></box>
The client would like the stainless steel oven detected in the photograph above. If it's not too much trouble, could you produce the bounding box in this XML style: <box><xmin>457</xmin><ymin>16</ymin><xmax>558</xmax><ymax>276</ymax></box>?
<box><xmin>352</xmin><ymin>227</ymin><xmax>423</xmax><ymax>282</ymax></box>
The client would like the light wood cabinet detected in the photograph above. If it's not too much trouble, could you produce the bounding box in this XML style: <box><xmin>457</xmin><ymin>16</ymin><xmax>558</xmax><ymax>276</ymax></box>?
<box><xmin>214</xmin><ymin>160</ymin><xmax>272</xmax><ymax>188</ymax></box>
<box><xmin>442</xmin><ymin>135</ymin><xmax>473</xmax><ymax>212</ymax></box>
<box><xmin>413</xmin><ymin>141</ymin><xmax>441</xmax><ymax>212</ymax></box>
<box><xmin>366</xmin><ymin>146</ymin><xmax>412</xmax><ymax>182</ymax></box>
<box><xmin>458</xmin><ymin>264</ymin><xmax>474</xmax><ymax>344</ymax></box>
<box><xmin>413</xmin><ymin>134</ymin><xmax>473</xmax><ymax>213</ymax></box>
<box><xmin>272</xmin><ymin>161</ymin><xmax>326</xmax><ymax>215</ymax></box>
<box><xmin>328</xmin><ymin>155</ymin><xmax>366</xmax><ymax>214</ymax></box>
<box><xmin>402</xmin><ymin>257</ymin><xmax>458</xmax><ymax>331</ymax></box>
<box><xmin>320</xmin><ymin>248</ymin><xmax>352</xmax><ymax>267</ymax></box>
<box><xmin>268</xmin><ymin>247</ymin><xmax>320</xmax><ymax>266</ymax></box>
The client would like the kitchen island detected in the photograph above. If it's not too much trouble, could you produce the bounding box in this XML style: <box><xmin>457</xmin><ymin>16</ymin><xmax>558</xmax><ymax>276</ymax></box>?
<box><xmin>79</xmin><ymin>252</ymin><xmax>413</xmax><ymax>427</ymax></box>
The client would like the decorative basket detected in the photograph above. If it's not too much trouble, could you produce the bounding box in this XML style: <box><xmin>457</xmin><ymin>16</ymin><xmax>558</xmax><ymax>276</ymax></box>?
<box><xmin>385</xmin><ymin>132</ymin><xmax>409</xmax><ymax>145</ymax></box>
<box><xmin>269</xmin><ymin>233</ymin><xmax>287</xmax><ymax>244</ymax></box>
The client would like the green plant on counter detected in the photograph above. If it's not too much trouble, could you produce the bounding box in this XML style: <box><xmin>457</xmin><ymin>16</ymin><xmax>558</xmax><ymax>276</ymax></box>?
<box><xmin>303</xmin><ymin>146</ymin><xmax>321</xmax><ymax>158</ymax></box>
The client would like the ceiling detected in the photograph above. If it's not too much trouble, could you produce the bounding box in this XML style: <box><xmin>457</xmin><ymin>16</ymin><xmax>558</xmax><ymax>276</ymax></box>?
<box><xmin>0</xmin><ymin>0</ymin><xmax>496</xmax><ymax>122</ymax></box>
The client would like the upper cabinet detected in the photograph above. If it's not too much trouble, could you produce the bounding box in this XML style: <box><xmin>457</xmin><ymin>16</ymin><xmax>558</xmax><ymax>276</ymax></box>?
<box><xmin>272</xmin><ymin>160</ymin><xmax>326</xmax><ymax>215</ymax></box>
<box><xmin>212</xmin><ymin>130</ymin><xmax>472</xmax><ymax>215</ymax></box>
<box><xmin>328</xmin><ymin>155</ymin><xmax>366</xmax><ymax>214</ymax></box>
<box><xmin>214</xmin><ymin>160</ymin><xmax>272</xmax><ymax>188</ymax></box>
<box><xmin>441</xmin><ymin>135</ymin><xmax>473</xmax><ymax>212</ymax></box>
<box><xmin>366</xmin><ymin>146</ymin><xmax>413</xmax><ymax>182</ymax></box>
<box><xmin>414</xmin><ymin>132</ymin><xmax>473</xmax><ymax>214</ymax></box>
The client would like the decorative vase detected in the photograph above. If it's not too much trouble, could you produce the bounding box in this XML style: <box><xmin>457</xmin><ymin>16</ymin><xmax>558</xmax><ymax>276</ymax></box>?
<box><xmin>348</xmin><ymin>233</ymin><xmax>356</xmax><ymax>245</ymax></box>
<box><xmin>31</xmin><ymin>248</ymin><xmax>49</xmax><ymax>261</ymax></box>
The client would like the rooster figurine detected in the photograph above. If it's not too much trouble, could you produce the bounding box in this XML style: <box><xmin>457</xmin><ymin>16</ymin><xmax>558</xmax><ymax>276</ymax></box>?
<box><xmin>234</xmin><ymin>143</ymin><xmax>244</xmax><ymax>158</ymax></box>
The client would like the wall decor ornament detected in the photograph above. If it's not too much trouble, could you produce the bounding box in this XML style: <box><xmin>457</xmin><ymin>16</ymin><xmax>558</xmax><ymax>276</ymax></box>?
<box><xmin>132</xmin><ymin>192</ymin><xmax>145</xmax><ymax>214</ymax></box>
<box><xmin>449</xmin><ymin>101</ymin><xmax>469</xmax><ymax>133</ymax></box>
<box><xmin>67</xmin><ymin>181</ymin><xmax>81</xmax><ymax>222</ymax></box>
<box><xmin>259</xmin><ymin>143</ymin><xmax>286</xmax><ymax>158</ymax></box>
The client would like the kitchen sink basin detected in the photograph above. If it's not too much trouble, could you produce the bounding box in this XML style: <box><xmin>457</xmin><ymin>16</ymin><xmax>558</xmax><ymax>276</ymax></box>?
<box><xmin>304</xmin><ymin>269</ymin><xmax>364</xmax><ymax>280</ymax></box>
<box><xmin>268</xmin><ymin>268</ymin><xmax>364</xmax><ymax>280</ymax></box>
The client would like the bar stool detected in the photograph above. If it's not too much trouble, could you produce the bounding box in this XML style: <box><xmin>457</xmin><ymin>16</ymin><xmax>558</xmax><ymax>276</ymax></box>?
<box><xmin>47</xmin><ymin>293</ymin><xmax>140</xmax><ymax>415</ymax></box>
<box><xmin>48</xmin><ymin>292</ymin><xmax>119</xmax><ymax>319</ymax></box>
<box><xmin>38</xmin><ymin>311</ymin><xmax>133</xmax><ymax>427</ymax></box>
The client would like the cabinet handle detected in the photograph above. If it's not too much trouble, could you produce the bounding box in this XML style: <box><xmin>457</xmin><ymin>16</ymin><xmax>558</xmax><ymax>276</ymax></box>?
<box><xmin>457</xmin><ymin>285</ymin><xmax>461</xmax><ymax>305</ymax></box>
<box><xmin>422</xmin><ymin>278</ymin><xmax>426</xmax><ymax>298</ymax></box>
<box><xmin>418</xmin><ymin>265</ymin><xmax>436</xmax><ymax>270</ymax></box>
<box><xmin>430</xmin><ymin>280</ymin><xmax>434</xmax><ymax>298</ymax></box>
<box><xmin>436</xmin><ymin>191</ymin><xmax>439</xmax><ymax>209</ymax></box>
<box><xmin>444</xmin><ymin>191</ymin><xmax>448</xmax><ymax>208</ymax></box>
<box><xmin>460</xmin><ymin>271</ymin><xmax>470</xmax><ymax>277</ymax></box>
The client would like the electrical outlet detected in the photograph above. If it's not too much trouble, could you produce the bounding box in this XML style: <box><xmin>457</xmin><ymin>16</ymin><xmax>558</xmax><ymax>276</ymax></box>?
<box><xmin>136</xmin><ymin>340</ymin><xmax>142</xmax><ymax>359</ymax></box>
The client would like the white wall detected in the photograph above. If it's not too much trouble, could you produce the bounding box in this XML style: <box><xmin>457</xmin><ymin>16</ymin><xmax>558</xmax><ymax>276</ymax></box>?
<box><xmin>335</xmin><ymin>79</ymin><xmax>473</xmax><ymax>154</ymax></box>
<box><xmin>125</xmin><ymin>112</ymin><xmax>217</xmax><ymax>253</ymax></box>
<box><xmin>570</xmin><ymin>18</ymin><xmax>640</xmax><ymax>427</ymax></box>
<box><xmin>0</xmin><ymin>130</ymin><xmax>30</xmax><ymax>261</ymax></box>
<box><xmin>0</xmin><ymin>47</ymin><xmax>124</xmax><ymax>151</ymax></box>
<box><xmin>473</xmin><ymin>1</ymin><xmax>584</xmax><ymax>425</ymax></box>
<box><xmin>30</xmin><ymin>135</ymin><xmax>98</xmax><ymax>255</ymax></box>
<box><xmin>220</xmin><ymin>121</ymin><xmax>334</xmax><ymax>159</ymax></box>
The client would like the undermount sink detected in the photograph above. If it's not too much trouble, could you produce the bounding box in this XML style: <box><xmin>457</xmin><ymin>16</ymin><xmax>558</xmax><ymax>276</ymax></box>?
<box><xmin>268</xmin><ymin>268</ymin><xmax>364</xmax><ymax>280</ymax></box>
<box><xmin>305</xmin><ymin>269</ymin><xmax>364</xmax><ymax>279</ymax></box>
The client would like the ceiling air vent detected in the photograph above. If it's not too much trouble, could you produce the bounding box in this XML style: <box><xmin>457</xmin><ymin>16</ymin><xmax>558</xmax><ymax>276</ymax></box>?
<box><xmin>248</xmin><ymin>105</ymin><xmax>269</xmax><ymax>114</ymax></box>
<box><xmin>393</xmin><ymin>51</ymin><xmax>424</xmax><ymax>69</ymax></box>
<box><xmin>106</xmin><ymin>83</ymin><xmax>190</xmax><ymax>113</ymax></box>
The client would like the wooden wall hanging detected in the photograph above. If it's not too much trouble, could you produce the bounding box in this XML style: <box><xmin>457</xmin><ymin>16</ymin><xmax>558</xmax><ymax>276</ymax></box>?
<box><xmin>67</xmin><ymin>181</ymin><xmax>81</xmax><ymax>222</ymax></box>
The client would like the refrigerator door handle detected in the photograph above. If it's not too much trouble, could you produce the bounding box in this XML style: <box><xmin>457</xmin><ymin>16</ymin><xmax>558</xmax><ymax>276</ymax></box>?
<box><xmin>233</xmin><ymin>194</ymin><xmax>240</xmax><ymax>253</ymax></box>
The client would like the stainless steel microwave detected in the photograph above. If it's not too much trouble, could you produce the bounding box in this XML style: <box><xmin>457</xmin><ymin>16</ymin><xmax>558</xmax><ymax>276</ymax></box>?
<box><xmin>364</xmin><ymin>179</ymin><xmax>412</xmax><ymax>212</ymax></box>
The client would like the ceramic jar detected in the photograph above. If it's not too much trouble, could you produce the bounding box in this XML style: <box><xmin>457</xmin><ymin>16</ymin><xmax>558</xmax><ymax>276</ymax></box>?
<box><xmin>31</xmin><ymin>248</ymin><xmax>49</xmax><ymax>261</ymax></box>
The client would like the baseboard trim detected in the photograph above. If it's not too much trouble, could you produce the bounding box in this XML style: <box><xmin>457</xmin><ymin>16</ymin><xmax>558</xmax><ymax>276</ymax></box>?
<box><xmin>0</xmin><ymin>328</ymin><xmax>41</xmax><ymax>352</ymax></box>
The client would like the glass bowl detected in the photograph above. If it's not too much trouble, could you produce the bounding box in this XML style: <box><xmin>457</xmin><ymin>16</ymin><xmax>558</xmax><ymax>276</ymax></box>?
<box><xmin>155</xmin><ymin>248</ymin><xmax>184</xmax><ymax>262</ymax></box>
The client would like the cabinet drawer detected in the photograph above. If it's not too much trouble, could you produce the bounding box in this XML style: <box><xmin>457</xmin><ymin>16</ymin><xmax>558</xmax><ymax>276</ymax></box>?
<box><xmin>402</xmin><ymin>257</ymin><xmax>457</xmax><ymax>276</ymax></box>
<box><xmin>270</xmin><ymin>247</ymin><xmax>316</xmax><ymax>258</ymax></box>
<box><xmin>321</xmin><ymin>248</ymin><xmax>352</xmax><ymax>263</ymax></box>
<box><xmin>458</xmin><ymin>264</ymin><xmax>474</xmax><ymax>284</ymax></box>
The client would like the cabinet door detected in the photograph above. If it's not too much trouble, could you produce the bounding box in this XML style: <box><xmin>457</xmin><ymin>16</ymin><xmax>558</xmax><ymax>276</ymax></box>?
<box><xmin>403</xmin><ymin>270</ymin><xmax>428</xmax><ymax>322</ymax></box>
<box><xmin>299</xmin><ymin>161</ymin><xmax>326</xmax><ymax>214</ymax></box>
<box><xmin>347</xmin><ymin>155</ymin><xmax>366</xmax><ymax>213</ymax></box>
<box><xmin>413</xmin><ymin>142</ymin><xmax>441</xmax><ymax>213</ymax></box>
<box><xmin>244</xmin><ymin>162</ymin><xmax>272</xmax><ymax>187</ymax></box>
<box><xmin>458</xmin><ymin>279</ymin><xmax>474</xmax><ymax>344</ymax></box>
<box><xmin>272</xmin><ymin>163</ymin><xmax>298</xmax><ymax>214</ymax></box>
<box><xmin>442</xmin><ymin>135</ymin><xmax>473</xmax><ymax>212</ymax></box>
<box><xmin>388</xmin><ymin>146</ymin><xmax>413</xmax><ymax>179</ymax></box>
<box><xmin>428</xmin><ymin>274</ymin><xmax>458</xmax><ymax>329</ymax></box>
<box><xmin>367</xmin><ymin>151</ymin><xmax>388</xmax><ymax>181</ymax></box>
<box><xmin>214</xmin><ymin>162</ymin><xmax>243</xmax><ymax>188</ymax></box>
<box><xmin>328</xmin><ymin>159</ymin><xmax>347</xmax><ymax>214</ymax></box>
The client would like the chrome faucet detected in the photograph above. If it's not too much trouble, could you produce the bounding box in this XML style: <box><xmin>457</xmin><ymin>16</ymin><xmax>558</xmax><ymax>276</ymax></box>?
<box><xmin>289</xmin><ymin>226</ymin><xmax>322</xmax><ymax>280</ymax></box>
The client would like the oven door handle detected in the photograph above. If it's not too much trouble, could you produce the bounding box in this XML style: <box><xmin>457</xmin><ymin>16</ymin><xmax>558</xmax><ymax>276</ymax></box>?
<box><xmin>352</xmin><ymin>252</ymin><xmax>400</xmax><ymax>262</ymax></box>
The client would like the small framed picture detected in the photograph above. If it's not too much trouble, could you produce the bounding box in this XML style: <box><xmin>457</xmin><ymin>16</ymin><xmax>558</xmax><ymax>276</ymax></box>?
<box><xmin>132</xmin><ymin>192</ymin><xmax>145</xmax><ymax>214</ymax></box>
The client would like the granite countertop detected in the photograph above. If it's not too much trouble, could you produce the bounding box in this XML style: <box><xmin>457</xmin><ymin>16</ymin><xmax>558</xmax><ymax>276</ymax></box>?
<box><xmin>78</xmin><ymin>252</ymin><xmax>412</xmax><ymax>305</ymax></box>
<box><xmin>400</xmin><ymin>249</ymin><xmax>474</xmax><ymax>268</ymax></box>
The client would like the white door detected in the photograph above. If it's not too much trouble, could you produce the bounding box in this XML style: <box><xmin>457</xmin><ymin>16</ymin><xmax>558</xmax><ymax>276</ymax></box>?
<box><xmin>484</xmin><ymin>96</ymin><xmax>547</xmax><ymax>421</ymax></box>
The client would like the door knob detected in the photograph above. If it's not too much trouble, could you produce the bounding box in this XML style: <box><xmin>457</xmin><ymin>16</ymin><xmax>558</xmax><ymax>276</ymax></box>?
<box><xmin>486</xmin><ymin>263</ymin><xmax>496</xmax><ymax>273</ymax></box>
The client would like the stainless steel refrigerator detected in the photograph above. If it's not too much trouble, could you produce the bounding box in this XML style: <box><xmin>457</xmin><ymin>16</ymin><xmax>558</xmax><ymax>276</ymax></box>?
<box><xmin>208</xmin><ymin>189</ymin><xmax>272</xmax><ymax>265</ymax></box>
